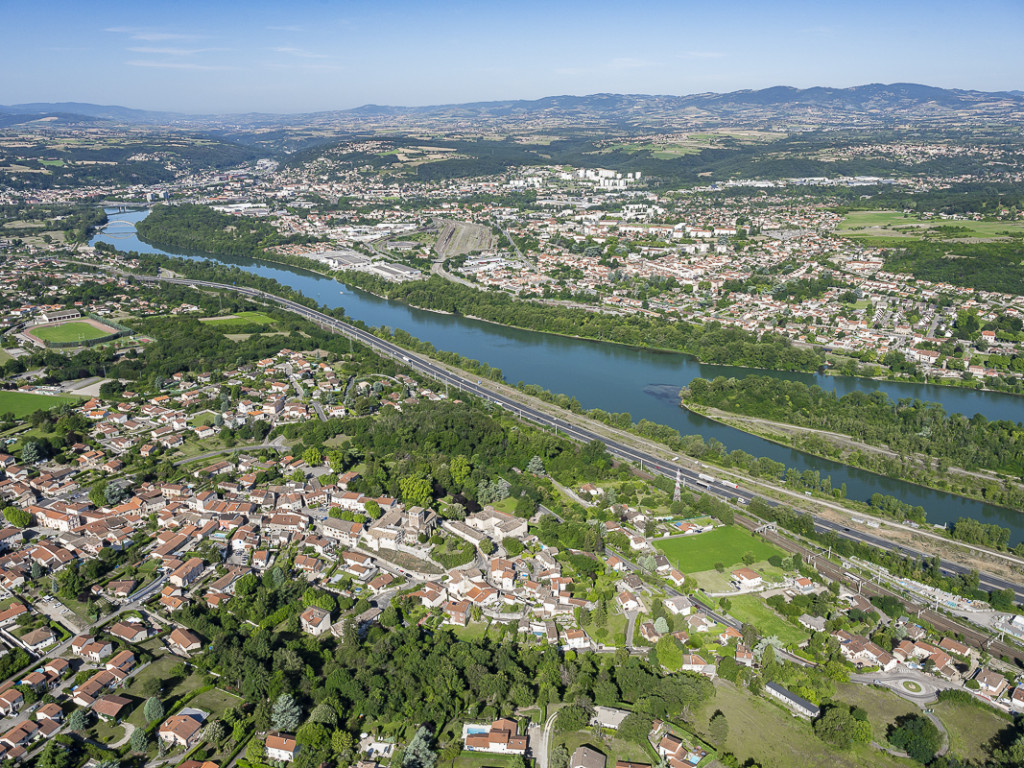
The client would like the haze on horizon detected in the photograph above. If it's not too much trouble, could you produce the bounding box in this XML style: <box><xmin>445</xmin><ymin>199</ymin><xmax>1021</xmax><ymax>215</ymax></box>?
<box><xmin>3</xmin><ymin>0</ymin><xmax>1023</xmax><ymax>115</ymax></box>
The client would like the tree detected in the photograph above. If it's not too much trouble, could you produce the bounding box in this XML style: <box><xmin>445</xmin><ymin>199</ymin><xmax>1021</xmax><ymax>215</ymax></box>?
<box><xmin>887</xmin><ymin>715</ymin><xmax>941</xmax><ymax>764</ymax></box>
<box><xmin>310</xmin><ymin>701</ymin><xmax>339</xmax><ymax>726</ymax></box>
<box><xmin>403</xmin><ymin>726</ymin><xmax>436</xmax><ymax>768</ymax></box>
<box><xmin>130</xmin><ymin>727</ymin><xmax>149</xmax><ymax>753</ymax></box>
<box><xmin>550</xmin><ymin>745</ymin><xmax>569</xmax><ymax>768</ymax></box>
<box><xmin>741</xmin><ymin>551</ymin><xmax>756</xmax><ymax>566</ymax></box>
<box><xmin>37</xmin><ymin>742</ymin><xmax>72</xmax><ymax>768</ymax></box>
<box><xmin>479</xmin><ymin>538</ymin><xmax>496</xmax><ymax>556</ymax></box>
<box><xmin>272</xmin><ymin>693</ymin><xmax>302</xmax><ymax>732</ymax></box>
<box><xmin>617</xmin><ymin>712</ymin><xmax>653</xmax><ymax>746</ymax></box>
<box><xmin>399</xmin><ymin>475</ymin><xmax>433</xmax><ymax>509</ymax></box>
<box><xmin>20</xmin><ymin>441</ymin><xmax>44</xmax><ymax>464</ymax></box>
<box><xmin>302</xmin><ymin>446</ymin><xmax>323</xmax><ymax>467</ymax></box>
<box><xmin>527</xmin><ymin>456</ymin><xmax>545</xmax><ymax>475</ymax></box>
<box><xmin>709</xmin><ymin>712</ymin><xmax>729</xmax><ymax>744</ymax></box>
<box><xmin>332</xmin><ymin>729</ymin><xmax>355</xmax><ymax>755</ymax></box>
<box><xmin>654</xmin><ymin>617</ymin><xmax>670</xmax><ymax>635</ymax></box>
<box><xmin>67</xmin><ymin>707</ymin><xmax>90</xmax><ymax>732</ymax></box>
<box><xmin>246</xmin><ymin>738</ymin><xmax>266</xmax><ymax>763</ymax></box>
<box><xmin>813</xmin><ymin>707</ymin><xmax>857</xmax><ymax>749</ymax></box>
<box><xmin>2</xmin><ymin>506</ymin><xmax>31</xmax><ymax>528</ymax></box>
<box><xmin>144</xmin><ymin>697</ymin><xmax>164</xmax><ymax>723</ymax></box>
<box><xmin>655</xmin><ymin>636</ymin><xmax>684</xmax><ymax>671</ymax></box>
<box><xmin>450</xmin><ymin>455</ymin><xmax>471</xmax><ymax>486</ymax></box>
<box><xmin>503</xmin><ymin>538</ymin><xmax>524</xmax><ymax>556</ymax></box>
<box><xmin>204</xmin><ymin>720</ymin><xmax>226</xmax><ymax>743</ymax></box>
<box><xmin>555</xmin><ymin>704</ymin><xmax>589</xmax><ymax>733</ymax></box>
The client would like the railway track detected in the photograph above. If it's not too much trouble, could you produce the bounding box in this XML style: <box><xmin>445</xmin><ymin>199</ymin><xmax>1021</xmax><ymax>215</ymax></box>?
<box><xmin>735</xmin><ymin>513</ymin><xmax>1024</xmax><ymax>666</ymax></box>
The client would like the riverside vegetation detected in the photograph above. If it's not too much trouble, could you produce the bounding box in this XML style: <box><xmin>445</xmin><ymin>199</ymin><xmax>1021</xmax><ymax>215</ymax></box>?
<box><xmin>682</xmin><ymin>375</ymin><xmax>1024</xmax><ymax>513</ymax></box>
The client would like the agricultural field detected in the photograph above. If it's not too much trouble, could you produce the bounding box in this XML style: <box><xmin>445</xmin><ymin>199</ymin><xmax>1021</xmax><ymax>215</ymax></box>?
<box><xmin>0</xmin><ymin>391</ymin><xmax>87</xmax><ymax>418</ymax></box>
<box><xmin>726</xmin><ymin>594</ymin><xmax>808</xmax><ymax>645</ymax></box>
<box><xmin>29</xmin><ymin>321</ymin><xmax>112</xmax><ymax>343</ymax></box>
<box><xmin>654</xmin><ymin>526</ymin><xmax>784</xmax><ymax>573</ymax></box>
<box><xmin>837</xmin><ymin>210</ymin><xmax>1024</xmax><ymax>241</ymax></box>
<box><xmin>200</xmin><ymin>311</ymin><xmax>278</xmax><ymax>327</ymax></box>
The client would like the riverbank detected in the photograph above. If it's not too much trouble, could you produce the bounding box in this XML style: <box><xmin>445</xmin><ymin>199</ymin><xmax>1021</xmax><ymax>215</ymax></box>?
<box><xmin>679</xmin><ymin>397</ymin><xmax>1024</xmax><ymax>514</ymax></box>
<box><xmin>136</xmin><ymin>219</ymin><xmax>1024</xmax><ymax>398</ymax></box>
<box><xmin>94</xmin><ymin>207</ymin><xmax>1024</xmax><ymax>541</ymax></box>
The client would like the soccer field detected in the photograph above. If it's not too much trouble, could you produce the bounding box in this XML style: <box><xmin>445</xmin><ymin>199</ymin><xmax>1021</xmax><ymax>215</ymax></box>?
<box><xmin>0</xmin><ymin>391</ymin><xmax>87</xmax><ymax>418</ymax></box>
<box><xmin>30</xmin><ymin>321</ymin><xmax>111</xmax><ymax>343</ymax></box>
<box><xmin>654</xmin><ymin>526</ymin><xmax>783</xmax><ymax>573</ymax></box>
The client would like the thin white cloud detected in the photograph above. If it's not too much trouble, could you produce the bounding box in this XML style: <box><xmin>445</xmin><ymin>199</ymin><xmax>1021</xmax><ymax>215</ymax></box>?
<box><xmin>106</xmin><ymin>27</ymin><xmax>197</xmax><ymax>42</ymax></box>
<box><xmin>128</xmin><ymin>47</ymin><xmax>225</xmax><ymax>56</ymax></box>
<box><xmin>268</xmin><ymin>25</ymin><xmax>303</xmax><ymax>32</ymax></box>
<box><xmin>272</xmin><ymin>46</ymin><xmax>332</xmax><ymax>60</ymax></box>
<box><xmin>678</xmin><ymin>51</ymin><xmax>725</xmax><ymax>60</ymax></box>
<box><xmin>126</xmin><ymin>60</ymin><xmax>236</xmax><ymax>71</ymax></box>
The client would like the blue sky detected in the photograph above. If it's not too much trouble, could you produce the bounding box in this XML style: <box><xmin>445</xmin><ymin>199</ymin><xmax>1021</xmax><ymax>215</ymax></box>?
<box><xmin>3</xmin><ymin>0</ymin><xmax>1022</xmax><ymax>113</ymax></box>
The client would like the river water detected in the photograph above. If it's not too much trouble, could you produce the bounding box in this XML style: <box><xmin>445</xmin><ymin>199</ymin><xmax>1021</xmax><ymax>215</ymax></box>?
<box><xmin>91</xmin><ymin>209</ymin><xmax>1024</xmax><ymax>541</ymax></box>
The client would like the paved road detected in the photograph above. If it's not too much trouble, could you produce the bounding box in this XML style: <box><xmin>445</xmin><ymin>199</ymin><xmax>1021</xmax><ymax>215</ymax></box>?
<box><xmin>2</xmin><ymin>574</ymin><xmax>168</xmax><ymax>690</ymax></box>
<box><xmin>624</xmin><ymin>610</ymin><xmax>638</xmax><ymax>649</ymax></box>
<box><xmin>122</xmin><ymin>272</ymin><xmax>1024</xmax><ymax>603</ymax></box>
<box><xmin>172</xmin><ymin>438</ymin><xmax>286</xmax><ymax>467</ymax></box>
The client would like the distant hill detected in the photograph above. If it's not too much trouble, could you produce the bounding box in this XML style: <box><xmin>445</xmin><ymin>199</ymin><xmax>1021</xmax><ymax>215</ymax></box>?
<box><xmin>4</xmin><ymin>83</ymin><xmax>1022</xmax><ymax>130</ymax></box>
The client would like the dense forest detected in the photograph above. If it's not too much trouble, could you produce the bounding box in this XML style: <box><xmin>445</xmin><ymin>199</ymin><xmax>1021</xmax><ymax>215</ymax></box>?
<box><xmin>883</xmin><ymin>240</ymin><xmax>1024</xmax><ymax>296</ymax></box>
<box><xmin>683</xmin><ymin>375</ymin><xmax>1024</xmax><ymax>495</ymax></box>
<box><xmin>340</xmin><ymin>274</ymin><xmax>825</xmax><ymax>371</ymax></box>
<box><xmin>135</xmin><ymin>203</ymin><xmax>318</xmax><ymax>258</ymax></box>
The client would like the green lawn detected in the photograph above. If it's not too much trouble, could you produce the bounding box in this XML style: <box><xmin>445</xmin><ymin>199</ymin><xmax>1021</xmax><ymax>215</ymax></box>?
<box><xmin>123</xmin><ymin>655</ymin><xmax>201</xmax><ymax>726</ymax></box>
<box><xmin>201</xmin><ymin>311</ymin><xmax>278</xmax><ymax>328</ymax></box>
<box><xmin>0</xmin><ymin>391</ymin><xmax>87</xmax><ymax>418</ymax></box>
<box><xmin>189</xmin><ymin>687</ymin><xmax>243</xmax><ymax>719</ymax></box>
<box><xmin>727</xmin><ymin>595</ymin><xmax>809</xmax><ymax>646</ymax></box>
<box><xmin>834</xmin><ymin>683</ymin><xmax>921</xmax><ymax>744</ymax></box>
<box><xmin>191</xmin><ymin>411</ymin><xmax>216</xmax><ymax>427</ymax></box>
<box><xmin>91</xmin><ymin>719</ymin><xmax>125</xmax><ymax>745</ymax></box>
<box><xmin>699</xmin><ymin>680</ymin><xmax>910</xmax><ymax>768</ymax></box>
<box><xmin>654</xmin><ymin>527</ymin><xmax>784</xmax><ymax>573</ymax></box>
<box><xmin>452</xmin><ymin>752</ymin><xmax>528</xmax><ymax>768</ymax></box>
<box><xmin>0</xmin><ymin>349</ymin><xmax>13</xmax><ymax>363</ymax></box>
<box><xmin>554</xmin><ymin>731</ymin><xmax>652</xmax><ymax>767</ymax></box>
<box><xmin>30</xmin><ymin>321</ymin><xmax>112</xmax><ymax>343</ymax></box>
<box><xmin>838</xmin><ymin>211</ymin><xmax>1024</xmax><ymax>240</ymax></box>
<box><xmin>932</xmin><ymin>699</ymin><xmax>1012</xmax><ymax>764</ymax></box>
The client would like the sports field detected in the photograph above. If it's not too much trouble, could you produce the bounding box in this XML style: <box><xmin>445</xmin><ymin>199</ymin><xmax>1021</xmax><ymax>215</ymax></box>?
<box><xmin>654</xmin><ymin>526</ymin><xmax>783</xmax><ymax>573</ymax></box>
<box><xmin>30</xmin><ymin>321</ymin><xmax>112</xmax><ymax>343</ymax></box>
<box><xmin>0</xmin><ymin>391</ymin><xmax>86</xmax><ymax>418</ymax></box>
<box><xmin>200</xmin><ymin>311</ymin><xmax>277</xmax><ymax>327</ymax></box>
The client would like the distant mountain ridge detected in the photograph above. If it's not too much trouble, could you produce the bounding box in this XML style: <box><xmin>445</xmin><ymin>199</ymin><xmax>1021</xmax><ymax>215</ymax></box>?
<box><xmin>2</xmin><ymin>83</ymin><xmax>1022</xmax><ymax>128</ymax></box>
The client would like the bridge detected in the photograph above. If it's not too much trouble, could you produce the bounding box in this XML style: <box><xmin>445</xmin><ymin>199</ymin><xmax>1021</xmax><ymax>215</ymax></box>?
<box><xmin>102</xmin><ymin>201</ymin><xmax>149</xmax><ymax>212</ymax></box>
<box><xmin>754</xmin><ymin>522</ymin><xmax>778</xmax><ymax>534</ymax></box>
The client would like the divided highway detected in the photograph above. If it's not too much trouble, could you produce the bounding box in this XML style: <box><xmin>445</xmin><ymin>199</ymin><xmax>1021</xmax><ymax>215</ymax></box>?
<box><xmin>138</xmin><ymin>274</ymin><xmax>1024</xmax><ymax>603</ymax></box>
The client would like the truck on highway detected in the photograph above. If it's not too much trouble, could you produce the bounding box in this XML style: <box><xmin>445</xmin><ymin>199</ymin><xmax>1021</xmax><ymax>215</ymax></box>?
<box><xmin>718</xmin><ymin>479</ymin><xmax>740</xmax><ymax>489</ymax></box>
<box><xmin>697</xmin><ymin>473</ymin><xmax>717</xmax><ymax>485</ymax></box>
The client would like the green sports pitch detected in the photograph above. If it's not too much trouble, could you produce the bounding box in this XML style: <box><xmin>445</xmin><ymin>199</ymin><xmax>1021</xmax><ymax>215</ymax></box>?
<box><xmin>0</xmin><ymin>391</ymin><xmax>87</xmax><ymax>418</ymax></box>
<box><xmin>654</xmin><ymin>525</ymin><xmax>784</xmax><ymax>573</ymax></box>
<box><xmin>30</xmin><ymin>322</ymin><xmax>112</xmax><ymax>344</ymax></box>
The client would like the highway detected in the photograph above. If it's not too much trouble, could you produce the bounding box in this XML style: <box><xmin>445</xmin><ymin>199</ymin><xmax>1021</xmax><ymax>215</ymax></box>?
<box><xmin>134</xmin><ymin>274</ymin><xmax>1024</xmax><ymax>606</ymax></box>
